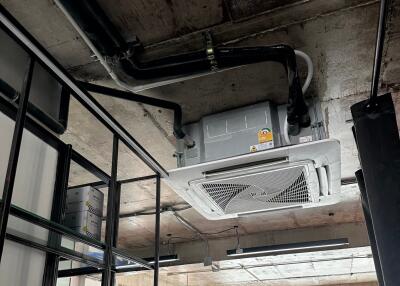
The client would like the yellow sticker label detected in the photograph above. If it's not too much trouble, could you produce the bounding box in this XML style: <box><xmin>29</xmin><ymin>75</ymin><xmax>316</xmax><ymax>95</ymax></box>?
<box><xmin>258</xmin><ymin>128</ymin><xmax>273</xmax><ymax>143</ymax></box>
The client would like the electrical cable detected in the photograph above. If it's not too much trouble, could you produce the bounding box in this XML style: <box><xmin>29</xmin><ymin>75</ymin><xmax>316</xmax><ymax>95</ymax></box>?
<box><xmin>171</xmin><ymin>211</ymin><xmax>240</xmax><ymax>262</ymax></box>
<box><xmin>174</xmin><ymin>217</ymin><xmax>236</xmax><ymax>237</ymax></box>
<box><xmin>111</xmin><ymin>204</ymin><xmax>192</xmax><ymax>219</ymax></box>
<box><xmin>199</xmin><ymin>227</ymin><xmax>237</xmax><ymax>236</ymax></box>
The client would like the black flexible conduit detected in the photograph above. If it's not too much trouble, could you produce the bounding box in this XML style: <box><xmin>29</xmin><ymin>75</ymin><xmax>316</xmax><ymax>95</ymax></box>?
<box><xmin>58</xmin><ymin>0</ymin><xmax>310</xmax><ymax>136</ymax></box>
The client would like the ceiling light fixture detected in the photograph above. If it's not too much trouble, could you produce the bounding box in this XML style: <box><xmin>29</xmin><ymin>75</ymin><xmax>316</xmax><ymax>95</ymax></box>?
<box><xmin>116</xmin><ymin>254</ymin><xmax>179</xmax><ymax>269</ymax></box>
<box><xmin>226</xmin><ymin>238</ymin><xmax>349</xmax><ymax>257</ymax></box>
<box><xmin>145</xmin><ymin>254</ymin><xmax>179</xmax><ymax>265</ymax></box>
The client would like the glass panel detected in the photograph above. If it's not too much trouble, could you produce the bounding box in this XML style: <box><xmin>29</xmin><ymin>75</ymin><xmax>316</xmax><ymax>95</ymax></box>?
<box><xmin>57</xmin><ymin>276</ymin><xmax>101</xmax><ymax>286</ymax></box>
<box><xmin>7</xmin><ymin>213</ymin><xmax>104</xmax><ymax>265</ymax></box>
<box><xmin>0</xmin><ymin>240</ymin><xmax>45</xmax><ymax>286</ymax></box>
<box><xmin>0</xmin><ymin>28</ymin><xmax>30</xmax><ymax>93</ymax></box>
<box><xmin>6</xmin><ymin>230</ymin><xmax>103</xmax><ymax>264</ymax></box>
<box><xmin>61</xmin><ymin>237</ymin><xmax>104</xmax><ymax>264</ymax></box>
<box><xmin>30</xmin><ymin>62</ymin><xmax>63</xmax><ymax>120</ymax></box>
<box><xmin>0</xmin><ymin>111</ymin><xmax>14</xmax><ymax>197</ymax></box>
<box><xmin>57</xmin><ymin>277</ymin><xmax>71</xmax><ymax>286</ymax></box>
<box><xmin>0</xmin><ymin>111</ymin><xmax>58</xmax><ymax>219</ymax></box>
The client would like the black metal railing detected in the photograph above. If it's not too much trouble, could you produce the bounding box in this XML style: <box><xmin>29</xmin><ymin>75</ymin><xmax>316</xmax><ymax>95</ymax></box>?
<box><xmin>0</xmin><ymin>4</ymin><xmax>164</xmax><ymax>286</ymax></box>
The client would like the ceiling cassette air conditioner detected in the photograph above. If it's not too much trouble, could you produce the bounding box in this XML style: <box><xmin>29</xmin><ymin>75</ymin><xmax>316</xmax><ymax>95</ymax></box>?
<box><xmin>165</xmin><ymin>139</ymin><xmax>340</xmax><ymax>220</ymax></box>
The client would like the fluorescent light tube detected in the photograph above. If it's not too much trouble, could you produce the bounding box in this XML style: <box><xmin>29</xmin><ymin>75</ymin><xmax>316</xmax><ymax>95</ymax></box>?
<box><xmin>226</xmin><ymin>238</ymin><xmax>349</xmax><ymax>257</ymax></box>
<box><xmin>116</xmin><ymin>254</ymin><xmax>179</xmax><ymax>269</ymax></box>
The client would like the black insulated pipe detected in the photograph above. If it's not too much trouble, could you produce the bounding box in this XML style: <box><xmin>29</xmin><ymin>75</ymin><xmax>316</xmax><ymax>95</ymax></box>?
<box><xmin>79</xmin><ymin>81</ymin><xmax>189</xmax><ymax>144</ymax></box>
<box><xmin>120</xmin><ymin>45</ymin><xmax>309</xmax><ymax>136</ymax></box>
<box><xmin>56</xmin><ymin>0</ymin><xmax>310</xmax><ymax>136</ymax></box>
<box><xmin>122</xmin><ymin>45</ymin><xmax>310</xmax><ymax>132</ymax></box>
<box><xmin>57</xmin><ymin>0</ymin><xmax>126</xmax><ymax>57</ymax></box>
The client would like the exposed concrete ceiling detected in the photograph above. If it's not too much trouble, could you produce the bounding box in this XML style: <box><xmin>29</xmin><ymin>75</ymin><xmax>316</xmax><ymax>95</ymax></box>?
<box><xmin>2</xmin><ymin>0</ymin><xmax>400</xmax><ymax>285</ymax></box>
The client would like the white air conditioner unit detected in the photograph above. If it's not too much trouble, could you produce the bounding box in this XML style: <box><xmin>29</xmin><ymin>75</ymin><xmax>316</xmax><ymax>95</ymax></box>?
<box><xmin>165</xmin><ymin>139</ymin><xmax>340</xmax><ymax>220</ymax></box>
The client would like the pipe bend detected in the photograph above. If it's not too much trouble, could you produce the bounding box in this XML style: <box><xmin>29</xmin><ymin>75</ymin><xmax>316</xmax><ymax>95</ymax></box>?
<box><xmin>55</xmin><ymin>0</ymin><xmax>311</xmax><ymax>139</ymax></box>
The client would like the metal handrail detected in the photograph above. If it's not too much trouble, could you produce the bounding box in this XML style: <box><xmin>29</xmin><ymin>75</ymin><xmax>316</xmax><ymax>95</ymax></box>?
<box><xmin>0</xmin><ymin>5</ymin><xmax>168</xmax><ymax>178</ymax></box>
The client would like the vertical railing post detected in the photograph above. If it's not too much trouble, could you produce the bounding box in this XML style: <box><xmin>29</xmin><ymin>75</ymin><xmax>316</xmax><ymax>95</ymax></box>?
<box><xmin>102</xmin><ymin>134</ymin><xmax>119</xmax><ymax>286</ymax></box>
<box><xmin>0</xmin><ymin>58</ymin><xmax>35</xmax><ymax>261</ymax></box>
<box><xmin>110</xmin><ymin>182</ymin><xmax>121</xmax><ymax>285</ymax></box>
<box><xmin>42</xmin><ymin>144</ymin><xmax>72</xmax><ymax>286</ymax></box>
<box><xmin>153</xmin><ymin>175</ymin><xmax>161</xmax><ymax>286</ymax></box>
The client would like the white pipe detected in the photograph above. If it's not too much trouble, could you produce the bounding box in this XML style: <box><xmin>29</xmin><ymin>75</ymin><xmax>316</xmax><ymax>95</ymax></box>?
<box><xmin>55</xmin><ymin>0</ymin><xmax>224</xmax><ymax>93</ymax></box>
<box><xmin>283</xmin><ymin>50</ymin><xmax>314</xmax><ymax>145</ymax></box>
<box><xmin>295</xmin><ymin>50</ymin><xmax>314</xmax><ymax>94</ymax></box>
<box><xmin>54</xmin><ymin>1</ymin><xmax>117</xmax><ymax>81</ymax></box>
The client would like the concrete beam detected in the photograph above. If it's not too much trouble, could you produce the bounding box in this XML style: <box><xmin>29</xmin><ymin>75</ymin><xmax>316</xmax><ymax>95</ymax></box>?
<box><xmin>141</xmin><ymin>0</ymin><xmax>377</xmax><ymax>59</ymax></box>
<box><xmin>128</xmin><ymin>222</ymin><xmax>369</xmax><ymax>265</ymax></box>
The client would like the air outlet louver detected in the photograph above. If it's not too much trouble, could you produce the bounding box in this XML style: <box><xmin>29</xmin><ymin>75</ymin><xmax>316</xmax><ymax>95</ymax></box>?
<box><xmin>193</xmin><ymin>165</ymin><xmax>318</xmax><ymax>215</ymax></box>
<box><xmin>269</xmin><ymin>171</ymin><xmax>310</xmax><ymax>203</ymax></box>
<box><xmin>202</xmin><ymin>183</ymin><xmax>250</xmax><ymax>210</ymax></box>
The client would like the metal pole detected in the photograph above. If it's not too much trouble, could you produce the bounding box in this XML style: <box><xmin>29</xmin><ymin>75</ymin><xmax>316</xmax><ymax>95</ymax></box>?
<box><xmin>153</xmin><ymin>175</ymin><xmax>161</xmax><ymax>286</ymax></box>
<box><xmin>0</xmin><ymin>58</ymin><xmax>35</xmax><ymax>261</ymax></box>
<box><xmin>370</xmin><ymin>0</ymin><xmax>390</xmax><ymax>102</ymax></box>
<box><xmin>102</xmin><ymin>134</ymin><xmax>118</xmax><ymax>286</ymax></box>
<box><xmin>118</xmin><ymin>174</ymin><xmax>158</xmax><ymax>185</ymax></box>
<box><xmin>42</xmin><ymin>144</ymin><xmax>72</xmax><ymax>286</ymax></box>
<box><xmin>110</xmin><ymin>182</ymin><xmax>121</xmax><ymax>285</ymax></box>
<box><xmin>355</xmin><ymin>170</ymin><xmax>384</xmax><ymax>286</ymax></box>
